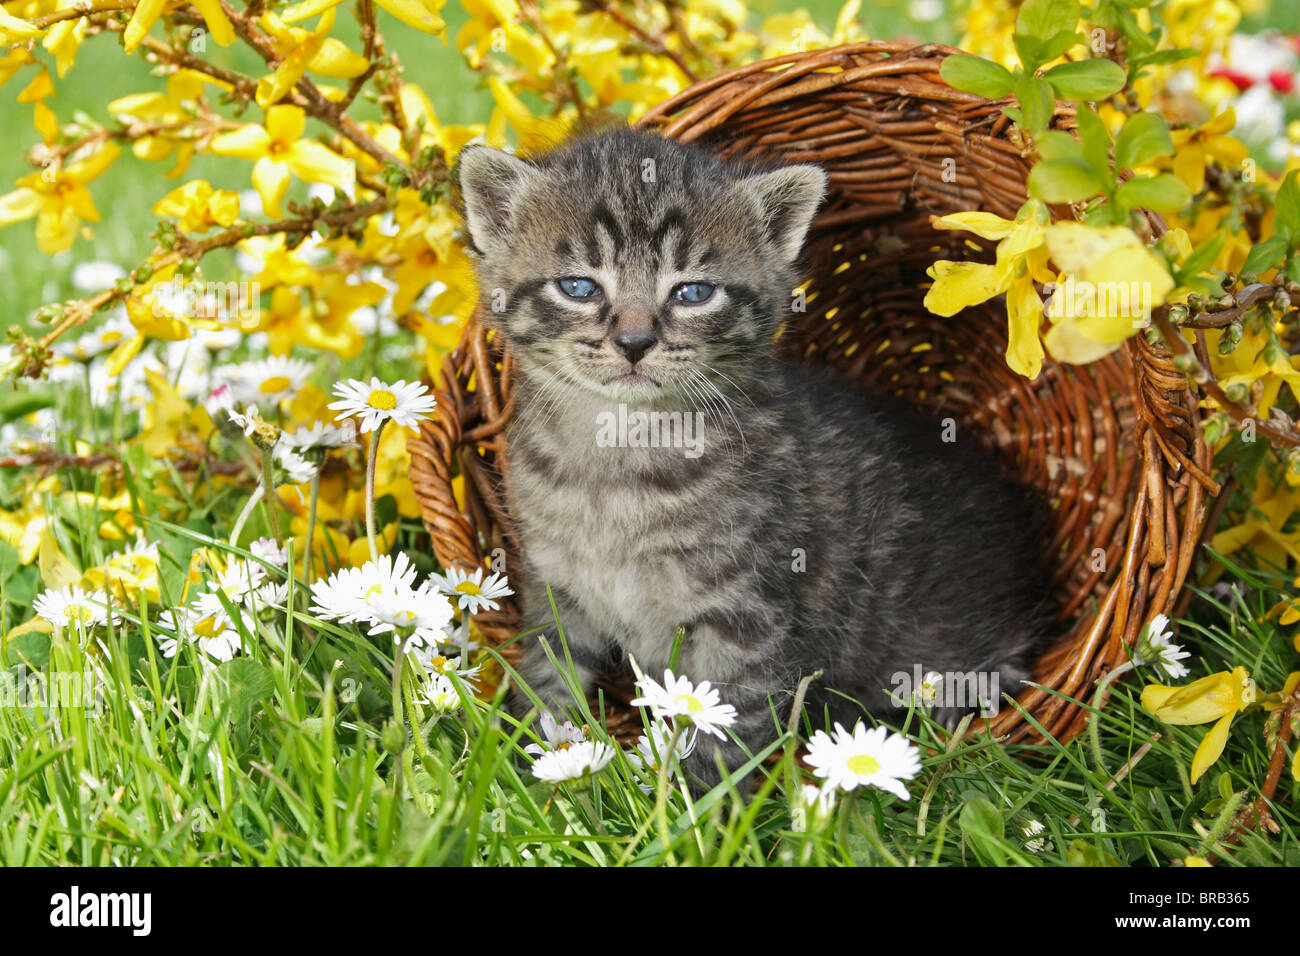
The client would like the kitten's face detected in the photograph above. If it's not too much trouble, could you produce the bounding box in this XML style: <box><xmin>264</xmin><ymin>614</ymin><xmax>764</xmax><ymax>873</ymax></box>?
<box><xmin>456</xmin><ymin>129</ymin><xmax>826</xmax><ymax>402</ymax></box>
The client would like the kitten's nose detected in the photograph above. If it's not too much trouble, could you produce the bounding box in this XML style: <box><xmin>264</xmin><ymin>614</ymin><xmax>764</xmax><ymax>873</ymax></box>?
<box><xmin>613</xmin><ymin>331</ymin><xmax>657</xmax><ymax>365</ymax></box>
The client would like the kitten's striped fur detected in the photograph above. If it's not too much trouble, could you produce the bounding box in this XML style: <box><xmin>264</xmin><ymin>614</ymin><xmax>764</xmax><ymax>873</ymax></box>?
<box><xmin>456</xmin><ymin>127</ymin><xmax>1050</xmax><ymax>789</ymax></box>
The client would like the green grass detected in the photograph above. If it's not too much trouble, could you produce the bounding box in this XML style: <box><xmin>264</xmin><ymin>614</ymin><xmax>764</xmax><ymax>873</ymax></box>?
<box><xmin>1</xmin><ymin>464</ymin><xmax>1296</xmax><ymax>866</ymax></box>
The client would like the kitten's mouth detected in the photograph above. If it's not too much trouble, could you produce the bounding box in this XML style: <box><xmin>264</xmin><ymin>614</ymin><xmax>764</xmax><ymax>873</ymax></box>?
<box><xmin>605</xmin><ymin>370</ymin><xmax>661</xmax><ymax>392</ymax></box>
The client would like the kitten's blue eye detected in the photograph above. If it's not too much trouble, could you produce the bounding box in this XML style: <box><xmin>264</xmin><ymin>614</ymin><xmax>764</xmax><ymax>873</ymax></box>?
<box><xmin>671</xmin><ymin>282</ymin><xmax>715</xmax><ymax>304</ymax></box>
<box><xmin>557</xmin><ymin>277</ymin><xmax>602</xmax><ymax>299</ymax></box>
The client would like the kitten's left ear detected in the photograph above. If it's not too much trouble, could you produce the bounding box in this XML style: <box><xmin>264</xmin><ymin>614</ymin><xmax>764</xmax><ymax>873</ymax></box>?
<box><xmin>739</xmin><ymin>164</ymin><xmax>828</xmax><ymax>265</ymax></box>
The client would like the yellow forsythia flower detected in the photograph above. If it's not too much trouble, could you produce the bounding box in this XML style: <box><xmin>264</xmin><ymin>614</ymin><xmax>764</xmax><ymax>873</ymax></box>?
<box><xmin>0</xmin><ymin>142</ymin><xmax>120</xmax><ymax>254</ymax></box>
<box><xmin>153</xmin><ymin>180</ymin><xmax>241</xmax><ymax>233</ymax></box>
<box><xmin>209</xmin><ymin>104</ymin><xmax>355</xmax><ymax>218</ymax></box>
<box><xmin>1141</xmin><ymin>666</ymin><xmax>1256</xmax><ymax>783</ymax></box>
<box><xmin>1041</xmin><ymin>223</ymin><xmax>1175</xmax><ymax>365</ymax></box>
<box><xmin>924</xmin><ymin>202</ymin><xmax>1054</xmax><ymax>379</ymax></box>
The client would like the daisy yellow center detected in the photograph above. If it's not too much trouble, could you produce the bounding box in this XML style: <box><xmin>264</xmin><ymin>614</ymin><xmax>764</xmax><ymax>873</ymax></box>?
<box><xmin>195</xmin><ymin>615</ymin><xmax>221</xmax><ymax>638</ymax></box>
<box><xmin>102</xmin><ymin>330</ymin><xmax>122</xmax><ymax>344</ymax></box>
<box><xmin>66</xmin><ymin>605</ymin><xmax>92</xmax><ymax>624</ymax></box>
<box><xmin>394</xmin><ymin>610</ymin><xmax>416</xmax><ymax>625</ymax></box>
<box><xmin>454</xmin><ymin>581</ymin><xmax>482</xmax><ymax>596</ymax></box>
<box><xmin>367</xmin><ymin>389</ymin><xmax>397</xmax><ymax>411</ymax></box>
<box><xmin>260</xmin><ymin>375</ymin><xmax>291</xmax><ymax>394</ymax></box>
<box><xmin>847</xmin><ymin>754</ymin><xmax>880</xmax><ymax>776</ymax></box>
<box><xmin>674</xmin><ymin>694</ymin><xmax>704</xmax><ymax>713</ymax></box>
<box><xmin>365</xmin><ymin>584</ymin><xmax>384</xmax><ymax>598</ymax></box>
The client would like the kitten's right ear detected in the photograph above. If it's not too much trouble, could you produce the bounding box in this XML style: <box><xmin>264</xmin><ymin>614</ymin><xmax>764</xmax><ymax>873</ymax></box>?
<box><xmin>455</xmin><ymin>146</ymin><xmax>537</xmax><ymax>257</ymax></box>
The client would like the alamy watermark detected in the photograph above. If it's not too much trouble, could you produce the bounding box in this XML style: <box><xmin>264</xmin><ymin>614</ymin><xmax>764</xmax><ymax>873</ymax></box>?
<box><xmin>149</xmin><ymin>278</ymin><xmax>260</xmax><ymax>326</ymax></box>
<box><xmin>595</xmin><ymin>404</ymin><xmax>705</xmax><ymax>458</ymax></box>
<box><xmin>889</xmin><ymin>664</ymin><xmax>1001</xmax><ymax>716</ymax></box>
<box><xmin>1</xmin><ymin>664</ymin><xmax>105</xmax><ymax>714</ymax></box>
<box><xmin>1043</xmin><ymin>274</ymin><xmax>1156</xmax><ymax>329</ymax></box>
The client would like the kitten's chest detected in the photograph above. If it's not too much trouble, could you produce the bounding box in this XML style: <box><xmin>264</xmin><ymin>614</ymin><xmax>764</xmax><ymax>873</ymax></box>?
<box><xmin>507</xmin><ymin>440</ymin><xmax>716</xmax><ymax>636</ymax></box>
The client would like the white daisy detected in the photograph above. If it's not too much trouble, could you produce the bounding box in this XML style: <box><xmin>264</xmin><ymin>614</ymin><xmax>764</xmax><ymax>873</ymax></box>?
<box><xmin>524</xmin><ymin>711</ymin><xmax>588</xmax><ymax>757</ymax></box>
<box><xmin>225</xmin><ymin>356</ymin><xmax>314</xmax><ymax>406</ymax></box>
<box><xmin>917</xmin><ymin>670</ymin><xmax>943</xmax><ymax>707</ymax></box>
<box><xmin>412</xmin><ymin>650</ymin><xmax>482</xmax><ymax>685</ymax></box>
<box><xmin>247</xmin><ymin>576</ymin><xmax>289</xmax><ymax>613</ymax></box>
<box><xmin>248</xmin><ymin>537</ymin><xmax>289</xmax><ymax>567</ymax></box>
<box><xmin>628</xmin><ymin>661</ymin><xmax>738</xmax><ymax>740</ymax></box>
<box><xmin>627</xmin><ymin>719</ymin><xmax>697</xmax><ymax>791</ymax></box>
<box><xmin>364</xmin><ymin>584</ymin><xmax>455</xmax><ymax>641</ymax></box>
<box><xmin>189</xmin><ymin>592</ymin><xmax>250</xmax><ymax>662</ymax></box>
<box><xmin>791</xmin><ymin>783</ymin><xmax>838</xmax><ymax>833</ymax></box>
<box><xmin>227</xmin><ymin>403</ymin><xmax>260</xmax><ymax>437</ymax></box>
<box><xmin>153</xmin><ymin>606</ymin><xmax>194</xmax><ymax>660</ymax></box>
<box><xmin>32</xmin><ymin>586</ymin><xmax>119</xmax><ymax>631</ymax></box>
<box><xmin>309</xmin><ymin>566</ymin><xmax>368</xmax><ymax>623</ymax></box>
<box><xmin>1019</xmin><ymin>818</ymin><xmax>1053</xmax><ymax>854</ymax></box>
<box><xmin>280</xmin><ymin>419</ymin><xmax>357</xmax><ymax>451</ymax></box>
<box><xmin>435</xmin><ymin>566</ymin><xmax>514</xmax><ymax>615</ymax></box>
<box><xmin>328</xmin><ymin>377</ymin><xmax>437</xmax><ymax>433</ymax></box>
<box><xmin>804</xmin><ymin>721</ymin><xmax>922</xmax><ymax>800</ymax></box>
<box><xmin>210</xmin><ymin>558</ymin><xmax>266</xmax><ymax>602</ymax></box>
<box><xmin>531</xmin><ymin>740</ymin><xmax>614</xmax><ymax>786</ymax></box>
<box><xmin>309</xmin><ymin>553</ymin><xmax>420</xmax><ymax>624</ymax></box>
<box><xmin>274</xmin><ymin>445</ymin><xmax>318</xmax><ymax>484</ymax></box>
<box><xmin>1131</xmin><ymin>613</ymin><xmax>1192</xmax><ymax>681</ymax></box>
<box><xmin>71</xmin><ymin>259</ymin><xmax>127</xmax><ymax>292</ymax></box>
<box><xmin>416</xmin><ymin>672</ymin><xmax>462</xmax><ymax>713</ymax></box>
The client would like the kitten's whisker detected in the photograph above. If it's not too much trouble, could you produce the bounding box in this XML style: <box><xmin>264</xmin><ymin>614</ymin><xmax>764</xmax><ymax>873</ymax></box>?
<box><xmin>676</xmin><ymin>371</ymin><xmax>731</xmax><ymax>459</ymax></box>
<box><xmin>688</xmin><ymin>366</ymin><xmax>748</xmax><ymax>459</ymax></box>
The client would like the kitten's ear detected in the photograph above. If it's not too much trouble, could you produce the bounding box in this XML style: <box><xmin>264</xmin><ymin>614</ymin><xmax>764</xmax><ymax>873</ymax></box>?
<box><xmin>739</xmin><ymin>165</ymin><xmax>828</xmax><ymax>265</ymax></box>
<box><xmin>456</xmin><ymin>145</ymin><xmax>538</xmax><ymax>256</ymax></box>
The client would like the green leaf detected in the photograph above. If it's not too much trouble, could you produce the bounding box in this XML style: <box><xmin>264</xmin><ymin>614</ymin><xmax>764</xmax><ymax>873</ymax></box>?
<box><xmin>940</xmin><ymin>54</ymin><xmax>1016</xmax><ymax>98</ymax></box>
<box><xmin>1037</xmin><ymin>29</ymin><xmax>1088</xmax><ymax>64</ymax></box>
<box><xmin>1240</xmin><ymin>235</ymin><xmax>1288</xmax><ymax>276</ymax></box>
<box><xmin>1036</xmin><ymin>130</ymin><xmax>1084</xmax><ymax>162</ymax></box>
<box><xmin>218</xmin><ymin>658</ymin><xmax>277</xmax><ymax>726</ymax></box>
<box><xmin>1112</xmin><ymin>5</ymin><xmax>1157</xmax><ymax>54</ymax></box>
<box><xmin>1015</xmin><ymin>74</ymin><xmax>1055</xmax><ymax>137</ymax></box>
<box><xmin>1130</xmin><ymin>48</ymin><xmax>1198</xmax><ymax>69</ymax></box>
<box><xmin>1043</xmin><ymin>58</ymin><xmax>1127</xmax><ymax>100</ymax></box>
<box><xmin>1275</xmin><ymin>169</ymin><xmax>1300</xmax><ymax>241</ymax></box>
<box><xmin>1114</xmin><ymin>111</ymin><xmax>1174</xmax><ymax>171</ymax></box>
<box><xmin>1028</xmin><ymin>158</ymin><xmax>1105</xmax><ymax>202</ymax></box>
<box><xmin>1067</xmin><ymin>839</ymin><xmax>1124</xmax><ymax>867</ymax></box>
<box><xmin>5</xmin><ymin>632</ymin><xmax>51</xmax><ymax>670</ymax></box>
<box><xmin>1075</xmin><ymin>104</ymin><xmax>1112</xmax><ymax>184</ymax></box>
<box><xmin>1175</xmin><ymin>232</ymin><xmax>1226</xmax><ymax>281</ymax></box>
<box><xmin>960</xmin><ymin>795</ymin><xmax>1009</xmax><ymax>865</ymax></box>
<box><xmin>1015</xmin><ymin>0</ymin><xmax>1080</xmax><ymax>41</ymax></box>
<box><xmin>960</xmin><ymin>795</ymin><xmax>1005</xmax><ymax>838</ymax></box>
<box><xmin>1115</xmin><ymin>173</ymin><xmax>1193</xmax><ymax>213</ymax></box>
<box><xmin>1013</xmin><ymin>33</ymin><xmax>1047</xmax><ymax>73</ymax></box>
<box><xmin>0</xmin><ymin>389</ymin><xmax>55</xmax><ymax>425</ymax></box>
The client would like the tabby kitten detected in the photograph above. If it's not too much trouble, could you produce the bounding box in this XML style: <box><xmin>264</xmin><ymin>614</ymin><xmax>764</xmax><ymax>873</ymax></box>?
<box><xmin>456</xmin><ymin>127</ymin><xmax>1049</xmax><ymax>790</ymax></box>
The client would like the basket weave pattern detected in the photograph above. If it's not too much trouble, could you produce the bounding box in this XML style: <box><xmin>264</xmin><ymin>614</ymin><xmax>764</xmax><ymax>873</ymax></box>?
<box><xmin>408</xmin><ymin>41</ymin><xmax>1221</xmax><ymax>745</ymax></box>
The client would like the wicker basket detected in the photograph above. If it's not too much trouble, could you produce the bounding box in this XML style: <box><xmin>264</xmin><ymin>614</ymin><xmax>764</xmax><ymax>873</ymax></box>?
<box><xmin>408</xmin><ymin>41</ymin><xmax>1221</xmax><ymax>746</ymax></box>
